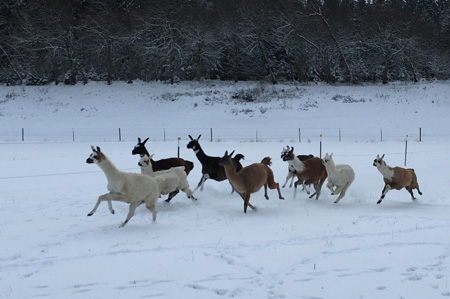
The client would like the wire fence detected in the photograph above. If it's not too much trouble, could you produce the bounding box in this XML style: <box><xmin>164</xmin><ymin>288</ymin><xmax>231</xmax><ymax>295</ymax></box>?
<box><xmin>0</xmin><ymin>126</ymin><xmax>443</xmax><ymax>143</ymax></box>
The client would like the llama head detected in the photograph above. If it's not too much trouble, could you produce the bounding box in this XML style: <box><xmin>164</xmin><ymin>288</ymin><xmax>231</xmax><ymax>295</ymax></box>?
<box><xmin>187</xmin><ymin>134</ymin><xmax>202</xmax><ymax>151</ymax></box>
<box><xmin>373</xmin><ymin>154</ymin><xmax>385</xmax><ymax>168</ymax></box>
<box><xmin>86</xmin><ymin>146</ymin><xmax>105</xmax><ymax>164</ymax></box>
<box><xmin>218</xmin><ymin>150</ymin><xmax>235</xmax><ymax>166</ymax></box>
<box><xmin>138</xmin><ymin>154</ymin><xmax>154</xmax><ymax>167</ymax></box>
<box><xmin>132</xmin><ymin>137</ymin><xmax>149</xmax><ymax>156</ymax></box>
<box><xmin>322</xmin><ymin>153</ymin><xmax>334</xmax><ymax>166</ymax></box>
<box><xmin>281</xmin><ymin>146</ymin><xmax>295</xmax><ymax>161</ymax></box>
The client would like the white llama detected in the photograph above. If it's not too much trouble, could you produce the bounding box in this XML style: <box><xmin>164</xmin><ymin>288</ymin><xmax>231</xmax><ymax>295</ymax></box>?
<box><xmin>322</xmin><ymin>153</ymin><xmax>355</xmax><ymax>203</ymax></box>
<box><xmin>86</xmin><ymin>146</ymin><xmax>160</xmax><ymax>227</ymax></box>
<box><xmin>139</xmin><ymin>155</ymin><xmax>197</xmax><ymax>201</ymax></box>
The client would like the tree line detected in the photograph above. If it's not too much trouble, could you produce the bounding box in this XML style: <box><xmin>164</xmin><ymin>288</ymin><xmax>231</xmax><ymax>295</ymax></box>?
<box><xmin>1</xmin><ymin>0</ymin><xmax>449</xmax><ymax>85</ymax></box>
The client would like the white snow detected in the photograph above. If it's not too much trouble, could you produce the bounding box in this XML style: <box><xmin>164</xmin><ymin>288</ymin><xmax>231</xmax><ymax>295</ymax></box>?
<box><xmin>0</xmin><ymin>80</ymin><xmax>449</xmax><ymax>298</ymax></box>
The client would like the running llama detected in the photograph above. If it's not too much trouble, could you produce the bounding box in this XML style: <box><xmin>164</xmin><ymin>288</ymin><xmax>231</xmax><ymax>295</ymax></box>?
<box><xmin>86</xmin><ymin>146</ymin><xmax>160</xmax><ymax>227</ymax></box>
<box><xmin>280</xmin><ymin>146</ymin><xmax>313</xmax><ymax>188</ymax></box>
<box><xmin>219</xmin><ymin>151</ymin><xmax>284</xmax><ymax>213</ymax></box>
<box><xmin>373</xmin><ymin>154</ymin><xmax>422</xmax><ymax>204</ymax></box>
<box><xmin>187</xmin><ymin>134</ymin><xmax>244</xmax><ymax>192</ymax></box>
<box><xmin>139</xmin><ymin>154</ymin><xmax>196</xmax><ymax>202</ymax></box>
<box><xmin>322</xmin><ymin>153</ymin><xmax>355</xmax><ymax>203</ymax></box>
<box><xmin>281</xmin><ymin>146</ymin><xmax>327</xmax><ymax>200</ymax></box>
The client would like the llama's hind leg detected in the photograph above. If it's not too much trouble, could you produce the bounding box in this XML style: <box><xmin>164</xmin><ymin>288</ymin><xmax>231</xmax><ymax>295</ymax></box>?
<box><xmin>145</xmin><ymin>198</ymin><xmax>158</xmax><ymax>221</ymax></box>
<box><xmin>334</xmin><ymin>183</ymin><xmax>350</xmax><ymax>204</ymax></box>
<box><xmin>120</xmin><ymin>201</ymin><xmax>141</xmax><ymax>228</ymax></box>
<box><xmin>406</xmin><ymin>187</ymin><xmax>416</xmax><ymax>200</ymax></box>
<box><xmin>182</xmin><ymin>187</ymin><xmax>197</xmax><ymax>201</ymax></box>
<box><xmin>165</xmin><ymin>190</ymin><xmax>180</xmax><ymax>202</ymax></box>
<box><xmin>193</xmin><ymin>174</ymin><xmax>209</xmax><ymax>193</ymax></box>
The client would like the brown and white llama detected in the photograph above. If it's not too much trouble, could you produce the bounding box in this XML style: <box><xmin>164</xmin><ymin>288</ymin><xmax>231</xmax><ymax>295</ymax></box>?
<box><xmin>218</xmin><ymin>151</ymin><xmax>284</xmax><ymax>213</ymax></box>
<box><xmin>282</xmin><ymin>146</ymin><xmax>327</xmax><ymax>200</ymax></box>
<box><xmin>373</xmin><ymin>154</ymin><xmax>422</xmax><ymax>204</ymax></box>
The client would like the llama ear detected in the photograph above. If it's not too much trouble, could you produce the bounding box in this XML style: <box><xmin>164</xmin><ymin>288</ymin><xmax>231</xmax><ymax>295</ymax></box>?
<box><xmin>137</xmin><ymin>137</ymin><xmax>142</xmax><ymax>143</ymax></box>
<box><xmin>149</xmin><ymin>154</ymin><xmax>154</xmax><ymax>159</ymax></box>
<box><xmin>143</xmin><ymin>138</ymin><xmax>149</xmax><ymax>144</ymax></box>
<box><xmin>330</xmin><ymin>153</ymin><xmax>333</xmax><ymax>158</ymax></box>
<box><xmin>230</xmin><ymin>150</ymin><xmax>235</xmax><ymax>156</ymax></box>
<box><xmin>188</xmin><ymin>135</ymin><xmax>193</xmax><ymax>140</ymax></box>
<box><xmin>96</xmin><ymin>146</ymin><xmax>101</xmax><ymax>153</ymax></box>
<box><xmin>381</xmin><ymin>154</ymin><xmax>385</xmax><ymax>159</ymax></box>
<box><xmin>224</xmin><ymin>150</ymin><xmax>228</xmax><ymax>156</ymax></box>
<box><xmin>91</xmin><ymin>145</ymin><xmax>96</xmax><ymax>152</ymax></box>
<box><xmin>197</xmin><ymin>134</ymin><xmax>202</xmax><ymax>140</ymax></box>
<box><xmin>290</xmin><ymin>146</ymin><xmax>294</xmax><ymax>153</ymax></box>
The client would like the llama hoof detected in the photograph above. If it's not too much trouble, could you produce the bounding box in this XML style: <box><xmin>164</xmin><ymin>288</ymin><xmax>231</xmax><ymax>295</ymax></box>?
<box><xmin>280</xmin><ymin>196</ymin><xmax>285</xmax><ymax>200</ymax></box>
<box><xmin>111</xmin><ymin>210</ymin><xmax>115</xmax><ymax>214</ymax></box>
<box><xmin>87</xmin><ymin>213</ymin><xmax>93</xmax><ymax>216</ymax></box>
<box><xmin>165</xmin><ymin>199</ymin><xmax>171</xmax><ymax>203</ymax></box>
<box><xmin>377</xmin><ymin>200</ymin><xmax>382</xmax><ymax>204</ymax></box>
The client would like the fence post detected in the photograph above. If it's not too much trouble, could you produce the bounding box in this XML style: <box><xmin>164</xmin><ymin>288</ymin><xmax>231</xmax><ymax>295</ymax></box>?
<box><xmin>164</xmin><ymin>128</ymin><xmax>166</xmax><ymax>142</ymax></box>
<box><xmin>22</xmin><ymin>128</ymin><xmax>24</xmax><ymax>141</ymax></box>
<box><xmin>404</xmin><ymin>134</ymin><xmax>408</xmax><ymax>166</ymax></box>
<box><xmin>72</xmin><ymin>128</ymin><xmax>75</xmax><ymax>142</ymax></box>
<box><xmin>210</xmin><ymin>128</ymin><xmax>213</xmax><ymax>142</ymax></box>
<box><xmin>119</xmin><ymin>128</ymin><xmax>122</xmax><ymax>141</ymax></box>
<box><xmin>380</xmin><ymin>128</ymin><xmax>383</xmax><ymax>142</ymax></box>
<box><xmin>419</xmin><ymin>127</ymin><xmax>422</xmax><ymax>142</ymax></box>
<box><xmin>339</xmin><ymin>128</ymin><xmax>341</xmax><ymax>142</ymax></box>
<box><xmin>177</xmin><ymin>137</ymin><xmax>181</xmax><ymax>158</ymax></box>
<box><xmin>256</xmin><ymin>130</ymin><xmax>258</xmax><ymax>142</ymax></box>
<box><xmin>320</xmin><ymin>134</ymin><xmax>322</xmax><ymax>158</ymax></box>
<box><xmin>299</xmin><ymin>128</ymin><xmax>301</xmax><ymax>143</ymax></box>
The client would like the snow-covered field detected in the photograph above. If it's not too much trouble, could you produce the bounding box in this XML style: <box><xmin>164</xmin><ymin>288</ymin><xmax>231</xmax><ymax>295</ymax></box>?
<box><xmin>1</xmin><ymin>81</ymin><xmax>449</xmax><ymax>298</ymax></box>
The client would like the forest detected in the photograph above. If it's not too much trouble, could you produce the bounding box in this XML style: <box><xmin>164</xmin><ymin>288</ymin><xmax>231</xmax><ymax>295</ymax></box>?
<box><xmin>1</xmin><ymin>0</ymin><xmax>449</xmax><ymax>85</ymax></box>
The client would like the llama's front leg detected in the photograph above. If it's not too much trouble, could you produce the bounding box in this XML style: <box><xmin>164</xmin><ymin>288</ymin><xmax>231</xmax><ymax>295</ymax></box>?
<box><xmin>377</xmin><ymin>184</ymin><xmax>391</xmax><ymax>204</ymax></box>
<box><xmin>193</xmin><ymin>174</ymin><xmax>209</xmax><ymax>193</ymax></box>
<box><xmin>120</xmin><ymin>201</ymin><xmax>141</xmax><ymax>228</ymax></box>
<box><xmin>282</xmin><ymin>174</ymin><xmax>291</xmax><ymax>188</ymax></box>
<box><xmin>107</xmin><ymin>198</ymin><xmax>115</xmax><ymax>214</ymax></box>
<box><xmin>303</xmin><ymin>182</ymin><xmax>311</xmax><ymax>194</ymax></box>
<box><xmin>87</xmin><ymin>194</ymin><xmax>109</xmax><ymax>216</ymax></box>
<box><xmin>288</xmin><ymin>176</ymin><xmax>294</xmax><ymax>188</ymax></box>
<box><xmin>326</xmin><ymin>181</ymin><xmax>334</xmax><ymax>193</ymax></box>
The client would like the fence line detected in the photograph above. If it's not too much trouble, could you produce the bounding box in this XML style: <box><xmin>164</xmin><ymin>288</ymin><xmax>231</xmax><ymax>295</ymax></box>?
<box><xmin>0</xmin><ymin>127</ymin><xmax>440</xmax><ymax>143</ymax></box>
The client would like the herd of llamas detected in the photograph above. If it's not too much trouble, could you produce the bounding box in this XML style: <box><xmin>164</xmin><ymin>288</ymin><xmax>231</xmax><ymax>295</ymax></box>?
<box><xmin>86</xmin><ymin>136</ymin><xmax>422</xmax><ymax>227</ymax></box>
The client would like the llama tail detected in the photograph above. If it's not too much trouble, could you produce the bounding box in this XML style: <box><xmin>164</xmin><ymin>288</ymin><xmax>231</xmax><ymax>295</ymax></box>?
<box><xmin>261</xmin><ymin>157</ymin><xmax>272</xmax><ymax>166</ymax></box>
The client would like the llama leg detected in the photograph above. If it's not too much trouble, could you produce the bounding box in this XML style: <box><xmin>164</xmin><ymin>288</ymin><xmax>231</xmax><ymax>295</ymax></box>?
<box><xmin>289</xmin><ymin>176</ymin><xmax>294</xmax><ymax>188</ymax></box>
<box><xmin>282</xmin><ymin>174</ymin><xmax>291</xmax><ymax>188</ymax></box>
<box><xmin>145</xmin><ymin>199</ymin><xmax>158</xmax><ymax>221</ymax></box>
<box><xmin>87</xmin><ymin>194</ymin><xmax>109</xmax><ymax>216</ymax></box>
<box><xmin>326</xmin><ymin>181</ymin><xmax>334</xmax><ymax>193</ymax></box>
<box><xmin>182</xmin><ymin>187</ymin><xmax>197</xmax><ymax>201</ymax></box>
<box><xmin>165</xmin><ymin>190</ymin><xmax>180</xmax><ymax>202</ymax></box>
<box><xmin>303</xmin><ymin>182</ymin><xmax>311</xmax><ymax>194</ymax></box>
<box><xmin>334</xmin><ymin>184</ymin><xmax>349</xmax><ymax>204</ymax></box>
<box><xmin>107</xmin><ymin>198</ymin><xmax>115</xmax><ymax>214</ymax></box>
<box><xmin>377</xmin><ymin>184</ymin><xmax>391</xmax><ymax>204</ymax></box>
<box><xmin>406</xmin><ymin>187</ymin><xmax>416</xmax><ymax>200</ymax></box>
<box><xmin>416</xmin><ymin>185</ymin><xmax>423</xmax><ymax>196</ymax></box>
<box><xmin>264</xmin><ymin>184</ymin><xmax>269</xmax><ymax>200</ymax></box>
<box><xmin>120</xmin><ymin>201</ymin><xmax>141</xmax><ymax>228</ymax></box>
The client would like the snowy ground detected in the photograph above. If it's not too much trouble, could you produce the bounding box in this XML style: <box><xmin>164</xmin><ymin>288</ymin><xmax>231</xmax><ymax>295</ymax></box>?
<box><xmin>0</xmin><ymin>81</ymin><xmax>449</xmax><ymax>298</ymax></box>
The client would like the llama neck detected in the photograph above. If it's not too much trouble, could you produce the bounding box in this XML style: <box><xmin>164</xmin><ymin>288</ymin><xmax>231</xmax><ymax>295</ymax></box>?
<box><xmin>290</xmin><ymin>156</ymin><xmax>305</xmax><ymax>172</ymax></box>
<box><xmin>222</xmin><ymin>163</ymin><xmax>240</xmax><ymax>184</ymax></box>
<box><xmin>377</xmin><ymin>163</ymin><xmax>395</xmax><ymax>181</ymax></box>
<box><xmin>193</xmin><ymin>145</ymin><xmax>209</xmax><ymax>163</ymax></box>
<box><xmin>324</xmin><ymin>161</ymin><xmax>338</xmax><ymax>177</ymax></box>
<box><xmin>97</xmin><ymin>156</ymin><xmax>122</xmax><ymax>182</ymax></box>
<box><xmin>143</xmin><ymin>162</ymin><xmax>155</xmax><ymax>176</ymax></box>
